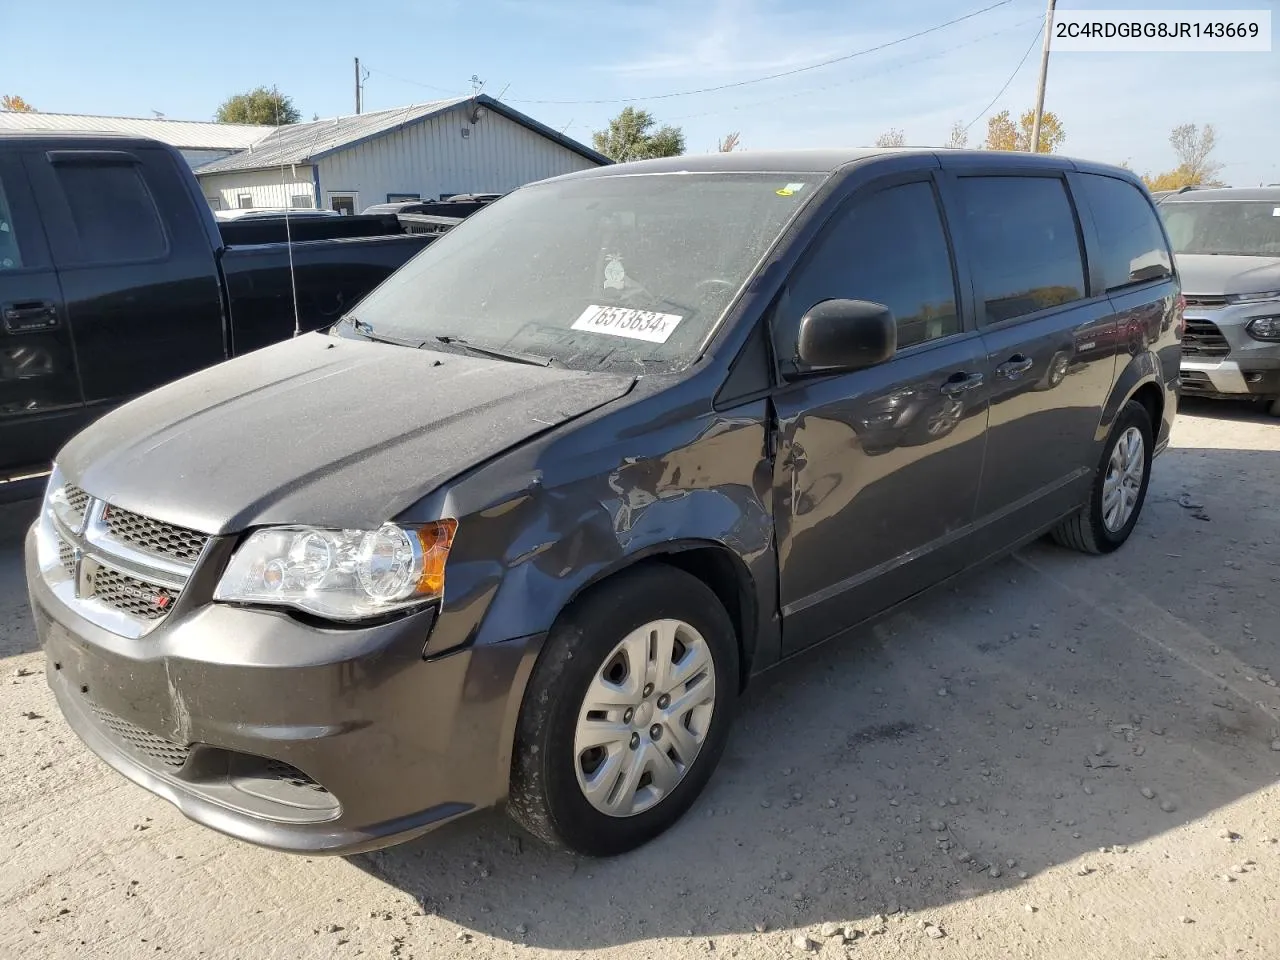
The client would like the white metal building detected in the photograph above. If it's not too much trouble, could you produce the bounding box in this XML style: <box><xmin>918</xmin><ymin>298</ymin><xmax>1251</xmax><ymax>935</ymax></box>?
<box><xmin>0</xmin><ymin>111</ymin><xmax>273</xmax><ymax>169</ymax></box>
<box><xmin>193</xmin><ymin>95</ymin><xmax>610</xmax><ymax>213</ymax></box>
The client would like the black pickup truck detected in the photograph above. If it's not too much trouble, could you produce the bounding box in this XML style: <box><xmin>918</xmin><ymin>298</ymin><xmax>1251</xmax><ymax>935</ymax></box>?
<box><xmin>0</xmin><ymin>132</ymin><xmax>440</xmax><ymax>495</ymax></box>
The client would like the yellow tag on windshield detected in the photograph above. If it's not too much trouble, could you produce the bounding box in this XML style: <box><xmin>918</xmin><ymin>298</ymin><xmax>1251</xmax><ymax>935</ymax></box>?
<box><xmin>776</xmin><ymin>182</ymin><xmax>806</xmax><ymax>197</ymax></box>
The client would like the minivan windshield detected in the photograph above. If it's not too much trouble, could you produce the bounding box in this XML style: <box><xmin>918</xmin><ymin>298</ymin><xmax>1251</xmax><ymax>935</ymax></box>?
<box><xmin>337</xmin><ymin>172</ymin><xmax>822</xmax><ymax>372</ymax></box>
<box><xmin>1160</xmin><ymin>201</ymin><xmax>1280</xmax><ymax>257</ymax></box>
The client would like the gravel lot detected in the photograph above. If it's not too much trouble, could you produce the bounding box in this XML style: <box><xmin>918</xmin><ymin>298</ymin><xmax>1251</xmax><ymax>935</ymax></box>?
<box><xmin>2</xmin><ymin>398</ymin><xmax>1278</xmax><ymax>960</ymax></box>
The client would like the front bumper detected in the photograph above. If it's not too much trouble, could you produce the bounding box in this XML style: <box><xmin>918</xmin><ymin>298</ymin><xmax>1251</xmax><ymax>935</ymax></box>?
<box><xmin>1180</xmin><ymin>358</ymin><xmax>1280</xmax><ymax>399</ymax></box>
<box><xmin>26</xmin><ymin>525</ymin><xmax>538</xmax><ymax>855</ymax></box>
<box><xmin>1180</xmin><ymin>303</ymin><xmax>1280</xmax><ymax>399</ymax></box>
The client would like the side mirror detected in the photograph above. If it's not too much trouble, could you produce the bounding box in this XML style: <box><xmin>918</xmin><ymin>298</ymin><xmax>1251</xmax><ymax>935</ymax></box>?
<box><xmin>794</xmin><ymin>299</ymin><xmax>897</xmax><ymax>374</ymax></box>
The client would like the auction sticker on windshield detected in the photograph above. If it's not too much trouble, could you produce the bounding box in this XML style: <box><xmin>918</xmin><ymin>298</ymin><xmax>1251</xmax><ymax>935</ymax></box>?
<box><xmin>571</xmin><ymin>304</ymin><xmax>684</xmax><ymax>343</ymax></box>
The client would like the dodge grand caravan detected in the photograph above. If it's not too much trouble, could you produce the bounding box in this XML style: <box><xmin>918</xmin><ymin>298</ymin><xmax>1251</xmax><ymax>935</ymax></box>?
<box><xmin>28</xmin><ymin>149</ymin><xmax>1181</xmax><ymax>857</ymax></box>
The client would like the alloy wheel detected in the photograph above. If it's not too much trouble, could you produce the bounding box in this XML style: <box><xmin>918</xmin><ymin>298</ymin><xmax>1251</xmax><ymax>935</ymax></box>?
<box><xmin>1102</xmin><ymin>426</ymin><xmax>1145</xmax><ymax>532</ymax></box>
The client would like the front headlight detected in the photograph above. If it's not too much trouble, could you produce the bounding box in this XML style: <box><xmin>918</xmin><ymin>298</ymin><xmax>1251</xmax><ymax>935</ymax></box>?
<box><xmin>1246</xmin><ymin>317</ymin><xmax>1280</xmax><ymax>342</ymax></box>
<box><xmin>213</xmin><ymin>521</ymin><xmax>457</xmax><ymax>621</ymax></box>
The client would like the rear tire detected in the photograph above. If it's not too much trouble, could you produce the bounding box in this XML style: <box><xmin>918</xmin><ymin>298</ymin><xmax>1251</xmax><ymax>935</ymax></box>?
<box><xmin>508</xmin><ymin>565</ymin><xmax>739</xmax><ymax>856</ymax></box>
<box><xmin>1051</xmin><ymin>399</ymin><xmax>1153</xmax><ymax>555</ymax></box>
<box><xmin>1267</xmin><ymin>397</ymin><xmax>1280</xmax><ymax>418</ymax></box>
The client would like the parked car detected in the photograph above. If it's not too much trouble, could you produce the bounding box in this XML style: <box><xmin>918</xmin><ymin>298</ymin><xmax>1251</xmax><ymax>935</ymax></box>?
<box><xmin>0</xmin><ymin>132</ymin><xmax>449</xmax><ymax>495</ymax></box>
<box><xmin>1151</xmin><ymin>185</ymin><xmax>1206</xmax><ymax>203</ymax></box>
<box><xmin>27</xmin><ymin>148</ymin><xmax>1180</xmax><ymax>858</ymax></box>
<box><xmin>363</xmin><ymin>194</ymin><xmax>504</xmax><ymax>219</ymax></box>
<box><xmin>213</xmin><ymin>207</ymin><xmax>342</xmax><ymax>220</ymax></box>
<box><xmin>1159</xmin><ymin>186</ymin><xmax>1280</xmax><ymax>413</ymax></box>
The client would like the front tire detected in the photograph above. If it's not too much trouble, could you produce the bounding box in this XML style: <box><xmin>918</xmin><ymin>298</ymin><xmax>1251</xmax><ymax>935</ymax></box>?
<box><xmin>1051</xmin><ymin>399</ymin><xmax>1153</xmax><ymax>555</ymax></box>
<box><xmin>508</xmin><ymin>565</ymin><xmax>739</xmax><ymax>856</ymax></box>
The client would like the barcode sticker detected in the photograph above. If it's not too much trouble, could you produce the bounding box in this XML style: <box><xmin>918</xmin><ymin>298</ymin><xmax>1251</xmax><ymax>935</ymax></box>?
<box><xmin>571</xmin><ymin>304</ymin><xmax>683</xmax><ymax>343</ymax></box>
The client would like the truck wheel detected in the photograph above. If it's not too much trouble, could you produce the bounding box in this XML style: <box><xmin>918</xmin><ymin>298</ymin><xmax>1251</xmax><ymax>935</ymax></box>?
<box><xmin>508</xmin><ymin>565</ymin><xmax>739</xmax><ymax>856</ymax></box>
<box><xmin>1267</xmin><ymin>397</ymin><xmax>1280</xmax><ymax>418</ymax></box>
<box><xmin>1051</xmin><ymin>399</ymin><xmax>1153</xmax><ymax>555</ymax></box>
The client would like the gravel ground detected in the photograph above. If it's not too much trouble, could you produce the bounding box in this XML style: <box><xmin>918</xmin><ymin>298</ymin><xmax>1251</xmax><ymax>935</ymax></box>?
<box><xmin>1</xmin><ymin>397</ymin><xmax>1278</xmax><ymax>960</ymax></box>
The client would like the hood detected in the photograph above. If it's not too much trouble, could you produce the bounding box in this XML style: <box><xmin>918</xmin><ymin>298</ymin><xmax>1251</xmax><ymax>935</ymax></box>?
<box><xmin>60</xmin><ymin>333</ymin><xmax>635</xmax><ymax>533</ymax></box>
<box><xmin>1175</xmin><ymin>254</ymin><xmax>1280</xmax><ymax>297</ymax></box>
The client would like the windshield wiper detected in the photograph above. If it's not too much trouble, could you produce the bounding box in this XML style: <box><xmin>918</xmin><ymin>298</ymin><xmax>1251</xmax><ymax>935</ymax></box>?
<box><xmin>340</xmin><ymin>316</ymin><xmax>425</xmax><ymax>348</ymax></box>
<box><xmin>434</xmin><ymin>335</ymin><xmax>555</xmax><ymax>367</ymax></box>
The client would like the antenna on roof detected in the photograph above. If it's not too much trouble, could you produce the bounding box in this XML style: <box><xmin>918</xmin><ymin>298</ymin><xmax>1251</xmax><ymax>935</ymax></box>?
<box><xmin>150</xmin><ymin>110</ymin><xmax>165</xmax><ymax>119</ymax></box>
<box><xmin>470</xmin><ymin>75</ymin><xmax>484</xmax><ymax>97</ymax></box>
<box><xmin>272</xmin><ymin>97</ymin><xmax>303</xmax><ymax>339</ymax></box>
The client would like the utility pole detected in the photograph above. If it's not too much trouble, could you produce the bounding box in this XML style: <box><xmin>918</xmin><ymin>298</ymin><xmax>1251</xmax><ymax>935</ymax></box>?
<box><xmin>1029</xmin><ymin>0</ymin><xmax>1056</xmax><ymax>152</ymax></box>
<box><xmin>354</xmin><ymin>57</ymin><xmax>362</xmax><ymax>114</ymax></box>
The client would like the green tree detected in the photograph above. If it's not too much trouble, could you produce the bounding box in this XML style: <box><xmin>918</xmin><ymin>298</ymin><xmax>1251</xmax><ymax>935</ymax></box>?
<box><xmin>983</xmin><ymin>108</ymin><xmax>1066</xmax><ymax>153</ymax></box>
<box><xmin>1</xmin><ymin>94</ymin><xmax>36</xmax><ymax>112</ymax></box>
<box><xmin>592</xmin><ymin>107</ymin><xmax>686</xmax><ymax>162</ymax></box>
<box><xmin>215</xmin><ymin>86</ymin><xmax>300</xmax><ymax>125</ymax></box>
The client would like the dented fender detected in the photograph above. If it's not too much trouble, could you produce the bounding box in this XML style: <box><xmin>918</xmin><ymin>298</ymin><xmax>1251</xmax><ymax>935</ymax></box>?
<box><xmin>407</xmin><ymin>389</ymin><xmax>781</xmax><ymax>680</ymax></box>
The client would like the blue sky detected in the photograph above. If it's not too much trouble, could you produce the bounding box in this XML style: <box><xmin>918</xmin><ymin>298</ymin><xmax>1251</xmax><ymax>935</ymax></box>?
<box><xmin>2</xmin><ymin>0</ymin><xmax>1276</xmax><ymax>185</ymax></box>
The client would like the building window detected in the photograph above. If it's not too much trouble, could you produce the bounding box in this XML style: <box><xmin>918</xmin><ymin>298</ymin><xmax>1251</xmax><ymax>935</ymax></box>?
<box><xmin>328</xmin><ymin>193</ymin><xmax>357</xmax><ymax>216</ymax></box>
<box><xmin>237</xmin><ymin>194</ymin><xmax>252</xmax><ymax>209</ymax></box>
<box><xmin>386</xmin><ymin>192</ymin><xmax>420</xmax><ymax>202</ymax></box>
<box><xmin>206</xmin><ymin>196</ymin><xmax>222</xmax><ymax>211</ymax></box>
<box><xmin>290</xmin><ymin>194</ymin><xmax>314</xmax><ymax>209</ymax></box>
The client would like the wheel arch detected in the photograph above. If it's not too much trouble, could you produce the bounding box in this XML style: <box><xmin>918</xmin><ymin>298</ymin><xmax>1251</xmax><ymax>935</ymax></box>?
<box><xmin>557</xmin><ymin>539</ymin><xmax>761</xmax><ymax>693</ymax></box>
<box><xmin>1099</xmin><ymin>352</ymin><xmax>1165</xmax><ymax>441</ymax></box>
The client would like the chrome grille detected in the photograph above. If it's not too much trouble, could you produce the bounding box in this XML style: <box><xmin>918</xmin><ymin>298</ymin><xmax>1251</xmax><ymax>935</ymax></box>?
<box><xmin>64</xmin><ymin>485</ymin><xmax>90</xmax><ymax>526</ymax></box>
<box><xmin>1181</xmin><ymin>317</ymin><xmax>1230</xmax><ymax>358</ymax></box>
<box><xmin>103</xmin><ymin>505</ymin><xmax>209</xmax><ymax>563</ymax></box>
<box><xmin>40</xmin><ymin>480</ymin><xmax>209</xmax><ymax>637</ymax></box>
<box><xmin>1183</xmin><ymin>294</ymin><xmax>1229</xmax><ymax>308</ymax></box>
<box><xmin>91</xmin><ymin>565</ymin><xmax>176</xmax><ymax>620</ymax></box>
<box><xmin>89</xmin><ymin>702</ymin><xmax>190</xmax><ymax>769</ymax></box>
<box><xmin>56</xmin><ymin>535</ymin><xmax>75</xmax><ymax>577</ymax></box>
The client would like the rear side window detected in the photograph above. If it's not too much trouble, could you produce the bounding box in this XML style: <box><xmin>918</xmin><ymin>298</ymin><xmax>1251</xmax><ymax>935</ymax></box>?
<box><xmin>780</xmin><ymin>180</ymin><xmax>961</xmax><ymax>358</ymax></box>
<box><xmin>0</xmin><ymin>173</ymin><xmax>22</xmax><ymax>270</ymax></box>
<box><xmin>1078</xmin><ymin>174</ymin><xmax>1172</xmax><ymax>290</ymax></box>
<box><xmin>52</xmin><ymin>162</ymin><xmax>167</xmax><ymax>264</ymax></box>
<box><xmin>957</xmin><ymin>176</ymin><xmax>1086</xmax><ymax>324</ymax></box>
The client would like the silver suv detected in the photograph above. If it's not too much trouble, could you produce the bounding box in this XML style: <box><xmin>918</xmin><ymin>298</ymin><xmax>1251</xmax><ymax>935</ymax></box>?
<box><xmin>1160</xmin><ymin>187</ymin><xmax>1280</xmax><ymax>415</ymax></box>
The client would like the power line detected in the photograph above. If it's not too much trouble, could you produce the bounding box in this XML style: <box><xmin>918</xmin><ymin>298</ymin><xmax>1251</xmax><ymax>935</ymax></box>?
<box><xmin>507</xmin><ymin>0</ymin><xmax>1015</xmax><ymax>105</ymax></box>
<box><xmin>662</xmin><ymin>15</ymin><xmax>1043</xmax><ymax>124</ymax></box>
<box><xmin>363</xmin><ymin>65</ymin><xmax>466</xmax><ymax>98</ymax></box>
<box><xmin>365</xmin><ymin>1</ymin><xmax>1017</xmax><ymax>109</ymax></box>
<box><xmin>962</xmin><ymin>23</ymin><xmax>1044</xmax><ymax>136</ymax></box>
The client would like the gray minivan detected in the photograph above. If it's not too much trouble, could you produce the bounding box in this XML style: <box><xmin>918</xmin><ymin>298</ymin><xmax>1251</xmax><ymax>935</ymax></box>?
<box><xmin>27</xmin><ymin>149</ymin><xmax>1182</xmax><ymax>857</ymax></box>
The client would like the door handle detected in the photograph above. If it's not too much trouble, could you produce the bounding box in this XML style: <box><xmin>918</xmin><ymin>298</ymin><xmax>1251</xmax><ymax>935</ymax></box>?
<box><xmin>940</xmin><ymin>371</ymin><xmax>984</xmax><ymax>397</ymax></box>
<box><xmin>995</xmin><ymin>354</ymin><xmax>1034</xmax><ymax>379</ymax></box>
<box><xmin>2</xmin><ymin>301</ymin><xmax>59</xmax><ymax>334</ymax></box>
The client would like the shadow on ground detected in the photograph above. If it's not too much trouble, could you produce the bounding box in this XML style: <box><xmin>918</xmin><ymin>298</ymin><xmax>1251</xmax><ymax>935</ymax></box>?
<box><xmin>350</xmin><ymin>446</ymin><xmax>1280</xmax><ymax>949</ymax></box>
<box><xmin>0</xmin><ymin>500</ymin><xmax>39</xmax><ymax>657</ymax></box>
<box><xmin>1178</xmin><ymin>394</ymin><xmax>1276</xmax><ymax>425</ymax></box>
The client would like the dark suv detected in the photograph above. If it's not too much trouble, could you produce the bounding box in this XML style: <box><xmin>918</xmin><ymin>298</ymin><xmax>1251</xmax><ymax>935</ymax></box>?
<box><xmin>27</xmin><ymin>149</ymin><xmax>1181</xmax><ymax>858</ymax></box>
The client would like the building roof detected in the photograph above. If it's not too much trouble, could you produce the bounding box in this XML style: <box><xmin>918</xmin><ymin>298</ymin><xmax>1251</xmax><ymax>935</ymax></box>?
<box><xmin>0</xmin><ymin>110</ymin><xmax>273</xmax><ymax>150</ymax></box>
<box><xmin>193</xmin><ymin>95</ymin><xmax>610</xmax><ymax>175</ymax></box>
